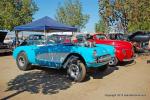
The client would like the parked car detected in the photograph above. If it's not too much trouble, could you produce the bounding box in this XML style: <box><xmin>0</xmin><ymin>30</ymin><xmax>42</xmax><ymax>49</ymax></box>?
<box><xmin>88</xmin><ymin>33</ymin><xmax>136</xmax><ymax>66</ymax></box>
<box><xmin>4</xmin><ymin>37</ymin><xmax>13</xmax><ymax>44</ymax></box>
<box><xmin>13</xmin><ymin>35</ymin><xmax>115</xmax><ymax>82</ymax></box>
<box><xmin>128</xmin><ymin>31</ymin><xmax>150</xmax><ymax>53</ymax></box>
<box><xmin>20</xmin><ymin>34</ymin><xmax>45</xmax><ymax>46</ymax></box>
<box><xmin>0</xmin><ymin>31</ymin><xmax>12</xmax><ymax>53</ymax></box>
<box><xmin>108</xmin><ymin>33</ymin><xmax>128</xmax><ymax>41</ymax></box>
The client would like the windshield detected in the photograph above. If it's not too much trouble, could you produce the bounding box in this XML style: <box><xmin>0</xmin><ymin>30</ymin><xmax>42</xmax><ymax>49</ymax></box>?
<box><xmin>25</xmin><ymin>35</ymin><xmax>45</xmax><ymax>45</ymax></box>
<box><xmin>20</xmin><ymin>35</ymin><xmax>74</xmax><ymax>46</ymax></box>
<box><xmin>47</xmin><ymin>35</ymin><xmax>72</xmax><ymax>44</ymax></box>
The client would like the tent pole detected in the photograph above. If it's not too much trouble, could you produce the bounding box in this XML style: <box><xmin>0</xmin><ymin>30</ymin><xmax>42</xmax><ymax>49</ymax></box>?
<box><xmin>44</xmin><ymin>27</ymin><xmax>47</xmax><ymax>45</ymax></box>
<box><xmin>15</xmin><ymin>31</ymin><xmax>19</xmax><ymax>47</ymax></box>
<box><xmin>22</xmin><ymin>31</ymin><xmax>23</xmax><ymax>40</ymax></box>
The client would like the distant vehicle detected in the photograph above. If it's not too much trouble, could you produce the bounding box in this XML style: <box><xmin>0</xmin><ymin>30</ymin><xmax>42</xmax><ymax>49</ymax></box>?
<box><xmin>128</xmin><ymin>31</ymin><xmax>150</xmax><ymax>42</ymax></box>
<box><xmin>88</xmin><ymin>33</ymin><xmax>136</xmax><ymax>66</ymax></box>
<box><xmin>13</xmin><ymin>34</ymin><xmax>115</xmax><ymax>82</ymax></box>
<box><xmin>0</xmin><ymin>31</ymin><xmax>12</xmax><ymax>53</ymax></box>
<box><xmin>108</xmin><ymin>33</ymin><xmax>128</xmax><ymax>41</ymax></box>
<box><xmin>4</xmin><ymin>37</ymin><xmax>13</xmax><ymax>44</ymax></box>
<box><xmin>128</xmin><ymin>31</ymin><xmax>150</xmax><ymax>52</ymax></box>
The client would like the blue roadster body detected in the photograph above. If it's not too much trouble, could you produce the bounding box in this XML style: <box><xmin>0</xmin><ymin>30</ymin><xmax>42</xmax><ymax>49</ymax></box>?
<box><xmin>13</xmin><ymin>43</ymin><xmax>114</xmax><ymax>68</ymax></box>
<box><xmin>13</xmin><ymin>35</ymin><xmax>115</xmax><ymax>82</ymax></box>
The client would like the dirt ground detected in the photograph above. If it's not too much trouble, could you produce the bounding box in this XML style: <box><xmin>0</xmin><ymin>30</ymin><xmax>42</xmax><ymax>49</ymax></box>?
<box><xmin>0</xmin><ymin>54</ymin><xmax>150</xmax><ymax>100</ymax></box>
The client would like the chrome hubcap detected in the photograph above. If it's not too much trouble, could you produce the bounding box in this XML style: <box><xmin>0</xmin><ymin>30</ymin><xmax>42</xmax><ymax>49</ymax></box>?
<box><xmin>109</xmin><ymin>57</ymin><xmax>116</xmax><ymax>65</ymax></box>
<box><xmin>18</xmin><ymin>56</ymin><xmax>25</xmax><ymax>67</ymax></box>
<box><xmin>68</xmin><ymin>64</ymin><xmax>80</xmax><ymax>80</ymax></box>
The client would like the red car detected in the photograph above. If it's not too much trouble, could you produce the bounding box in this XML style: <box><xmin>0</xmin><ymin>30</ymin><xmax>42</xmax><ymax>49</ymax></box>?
<box><xmin>89</xmin><ymin>33</ymin><xmax>136</xmax><ymax>65</ymax></box>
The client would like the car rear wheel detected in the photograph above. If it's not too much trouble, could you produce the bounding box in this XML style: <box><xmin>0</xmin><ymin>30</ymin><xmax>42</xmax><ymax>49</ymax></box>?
<box><xmin>16</xmin><ymin>52</ymin><xmax>32</xmax><ymax>71</ymax></box>
<box><xmin>109</xmin><ymin>57</ymin><xmax>118</xmax><ymax>66</ymax></box>
<box><xmin>67</xmin><ymin>59</ymin><xmax>86</xmax><ymax>82</ymax></box>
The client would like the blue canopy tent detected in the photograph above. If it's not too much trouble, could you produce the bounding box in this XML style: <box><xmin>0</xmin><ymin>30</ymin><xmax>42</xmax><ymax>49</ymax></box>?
<box><xmin>14</xmin><ymin>16</ymin><xmax>77</xmax><ymax>32</ymax></box>
<box><xmin>14</xmin><ymin>16</ymin><xmax>77</xmax><ymax>46</ymax></box>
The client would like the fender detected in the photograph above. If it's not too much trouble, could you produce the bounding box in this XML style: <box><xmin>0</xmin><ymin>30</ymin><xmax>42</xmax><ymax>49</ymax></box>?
<box><xmin>13</xmin><ymin>46</ymin><xmax>37</xmax><ymax>64</ymax></box>
<box><xmin>63</xmin><ymin>55</ymin><xmax>79</xmax><ymax>68</ymax></box>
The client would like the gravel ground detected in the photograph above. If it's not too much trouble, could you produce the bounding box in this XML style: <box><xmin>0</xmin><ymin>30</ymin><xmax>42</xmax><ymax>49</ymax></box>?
<box><xmin>0</xmin><ymin>54</ymin><xmax>150</xmax><ymax>100</ymax></box>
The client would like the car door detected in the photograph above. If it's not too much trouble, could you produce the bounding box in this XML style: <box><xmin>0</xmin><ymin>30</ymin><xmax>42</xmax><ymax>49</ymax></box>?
<box><xmin>35</xmin><ymin>44</ymin><xmax>61</xmax><ymax>68</ymax></box>
<box><xmin>35</xmin><ymin>45</ymin><xmax>49</xmax><ymax>66</ymax></box>
<box><xmin>50</xmin><ymin>44</ymin><xmax>72</xmax><ymax>65</ymax></box>
<box><xmin>35</xmin><ymin>43</ymin><xmax>71</xmax><ymax>69</ymax></box>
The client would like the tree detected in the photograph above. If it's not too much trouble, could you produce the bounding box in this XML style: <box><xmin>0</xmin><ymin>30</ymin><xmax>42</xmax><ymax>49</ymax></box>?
<box><xmin>0</xmin><ymin>0</ymin><xmax>38</xmax><ymax>31</ymax></box>
<box><xmin>95</xmin><ymin>19</ymin><xmax>106</xmax><ymax>33</ymax></box>
<box><xmin>113</xmin><ymin>0</ymin><xmax>129</xmax><ymax>33</ymax></box>
<box><xmin>55</xmin><ymin>0</ymin><xmax>89</xmax><ymax>31</ymax></box>
<box><xmin>98</xmin><ymin>0</ymin><xmax>113</xmax><ymax>31</ymax></box>
<box><xmin>98</xmin><ymin>0</ymin><xmax>150</xmax><ymax>33</ymax></box>
<box><xmin>126</xmin><ymin>0</ymin><xmax>150</xmax><ymax>32</ymax></box>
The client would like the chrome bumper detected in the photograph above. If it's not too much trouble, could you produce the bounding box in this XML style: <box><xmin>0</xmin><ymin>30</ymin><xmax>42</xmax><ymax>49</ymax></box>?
<box><xmin>89</xmin><ymin>56</ymin><xmax>112</xmax><ymax>64</ymax></box>
<box><xmin>0</xmin><ymin>49</ymin><xmax>12</xmax><ymax>53</ymax></box>
<box><xmin>123</xmin><ymin>54</ymin><xmax>137</xmax><ymax>62</ymax></box>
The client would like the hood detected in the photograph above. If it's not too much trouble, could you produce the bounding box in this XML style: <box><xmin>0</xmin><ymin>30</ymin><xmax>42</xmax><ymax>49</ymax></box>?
<box><xmin>95</xmin><ymin>39</ymin><xmax>132</xmax><ymax>48</ymax></box>
<box><xmin>96</xmin><ymin>44</ymin><xmax>115</xmax><ymax>57</ymax></box>
<box><xmin>106</xmin><ymin>40</ymin><xmax>131</xmax><ymax>46</ymax></box>
<box><xmin>0</xmin><ymin>31</ymin><xmax>7</xmax><ymax>43</ymax></box>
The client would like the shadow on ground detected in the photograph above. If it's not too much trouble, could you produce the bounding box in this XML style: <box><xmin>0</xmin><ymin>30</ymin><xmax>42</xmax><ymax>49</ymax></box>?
<box><xmin>117</xmin><ymin>60</ymin><xmax>136</xmax><ymax>67</ymax></box>
<box><xmin>2</xmin><ymin>63</ymin><xmax>128</xmax><ymax>99</ymax></box>
<box><xmin>86</xmin><ymin>60</ymin><xmax>136</xmax><ymax>80</ymax></box>
<box><xmin>87</xmin><ymin>66</ymin><xmax>119</xmax><ymax>80</ymax></box>
<box><xmin>2</xmin><ymin>68</ymin><xmax>72</xmax><ymax>99</ymax></box>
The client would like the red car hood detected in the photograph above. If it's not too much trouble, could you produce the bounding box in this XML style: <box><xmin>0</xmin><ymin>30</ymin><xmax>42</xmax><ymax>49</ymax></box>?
<box><xmin>90</xmin><ymin>39</ymin><xmax>132</xmax><ymax>49</ymax></box>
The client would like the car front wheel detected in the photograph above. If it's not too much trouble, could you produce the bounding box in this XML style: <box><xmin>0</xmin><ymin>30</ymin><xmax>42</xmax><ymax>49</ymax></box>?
<box><xmin>109</xmin><ymin>57</ymin><xmax>118</xmax><ymax>66</ymax></box>
<box><xmin>67</xmin><ymin>59</ymin><xmax>86</xmax><ymax>82</ymax></box>
<box><xmin>16</xmin><ymin>52</ymin><xmax>32</xmax><ymax>71</ymax></box>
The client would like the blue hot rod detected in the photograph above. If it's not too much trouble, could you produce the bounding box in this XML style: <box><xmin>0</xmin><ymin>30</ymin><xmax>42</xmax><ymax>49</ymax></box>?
<box><xmin>13</xmin><ymin>35</ymin><xmax>115</xmax><ymax>82</ymax></box>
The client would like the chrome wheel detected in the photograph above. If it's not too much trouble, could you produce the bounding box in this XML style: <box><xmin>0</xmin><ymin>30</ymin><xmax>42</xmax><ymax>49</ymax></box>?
<box><xmin>16</xmin><ymin>52</ymin><xmax>31</xmax><ymax>71</ymax></box>
<box><xmin>18</xmin><ymin>56</ymin><xmax>25</xmax><ymax>67</ymax></box>
<box><xmin>68</xmin><ymin>64</ymin><xmax>80</xmax><ymax>80</ymax></box>
<box><xmin>66</xmin><ymin>58</ymin><xmax>86</xmax><ymax>82</ymax></box>
<box><xmin>109</xmin><ymin>57</ymin><xmax>118</xmax><ymax>66</ymax></box>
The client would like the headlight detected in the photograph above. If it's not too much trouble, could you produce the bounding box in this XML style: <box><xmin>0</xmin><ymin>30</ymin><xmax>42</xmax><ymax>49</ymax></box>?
<box><xmin>93</xmin><ymin>50</ymin><xmax>97</xmax><ymax>58</ymax></box>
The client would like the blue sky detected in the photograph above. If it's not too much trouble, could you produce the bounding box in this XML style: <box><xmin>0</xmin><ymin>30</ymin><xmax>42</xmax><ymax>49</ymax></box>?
<box><xmin>33</xmin><ymin>0</ymin><xmax>99</xmax><ymax>32</ymax></box>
